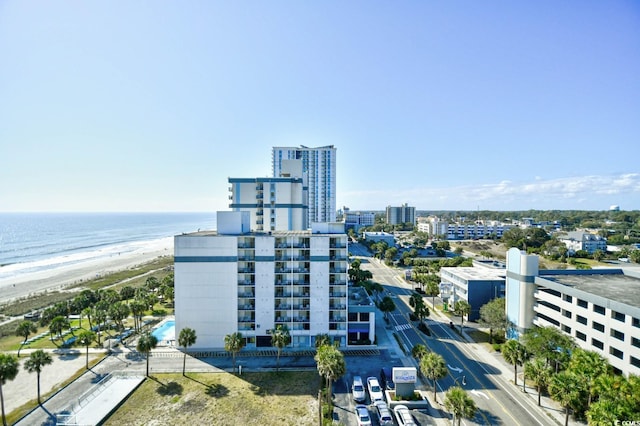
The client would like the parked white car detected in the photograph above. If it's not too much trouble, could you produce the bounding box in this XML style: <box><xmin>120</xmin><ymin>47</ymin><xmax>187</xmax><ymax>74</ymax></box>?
<box><xmin>394</xmin><ymin>404</ymin><xmax>417</xmax><ymax>426</ymax></box>
<box><xmin>352</xmin><ymin>376</ymin><xmax>366</xmax><ymax>403</ymax></box>
<box><xmin>366</xmin><ymin>377</ymin><xmax>385</xmax><ymax>403</ymax></box>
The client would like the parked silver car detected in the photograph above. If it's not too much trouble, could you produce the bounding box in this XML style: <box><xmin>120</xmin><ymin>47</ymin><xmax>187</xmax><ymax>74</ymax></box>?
<box><xmin>374</xmin><ymin>401</ymin><xmax>394</xmax><ymax>426</ymax></box>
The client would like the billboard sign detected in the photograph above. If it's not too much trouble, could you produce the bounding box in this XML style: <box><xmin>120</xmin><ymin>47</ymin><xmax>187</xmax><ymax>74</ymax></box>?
<box><xmin>393</xmin><ymin>367</ymin><xmax>417</xmax><ymax>384</ymax></box>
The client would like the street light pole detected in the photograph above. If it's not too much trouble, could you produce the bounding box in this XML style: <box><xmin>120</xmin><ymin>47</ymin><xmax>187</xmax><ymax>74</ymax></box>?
<box><xmin>453</xmin><ymin>375</ymin><xmax>466</xmax><ymax>387</ymax></box>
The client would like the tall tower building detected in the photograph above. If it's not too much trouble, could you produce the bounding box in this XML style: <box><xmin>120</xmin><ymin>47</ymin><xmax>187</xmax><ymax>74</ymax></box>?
<box><xmin>386</xmin><ymin>203</ymin><xmax>416</xmax><ymax>225</ymax></box>
<box><xmin>272</xmin><ymin>145</ymin><xmax>336</xmax><ymax>224</ymax></box>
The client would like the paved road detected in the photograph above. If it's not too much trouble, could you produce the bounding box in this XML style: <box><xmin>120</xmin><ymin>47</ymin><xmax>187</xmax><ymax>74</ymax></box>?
<box><xmin>356</xmin><ymin>248</ymin><xmax>559</xmax><ymax>426</ymax></box>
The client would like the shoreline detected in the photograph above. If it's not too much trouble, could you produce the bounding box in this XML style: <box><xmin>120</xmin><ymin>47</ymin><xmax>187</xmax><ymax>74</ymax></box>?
<box><xmin>0</xmin><ymin>237</ymin><xmax>174</xmax><ymax>306</ymax></box>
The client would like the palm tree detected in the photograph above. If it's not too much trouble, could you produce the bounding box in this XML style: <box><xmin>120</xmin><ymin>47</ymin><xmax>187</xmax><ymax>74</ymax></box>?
<box><xmin>136</xmin><ymin>332</ymin><xmax>158</xmax><ymax>377</ymax></box>
<box><xmin>81</xmin><ymin>307</ymin><xmax>93</xmax><ymax>331</ymax></box>
<box><xmin>444</xmin><ymin>386</ymin><xmax>477</xmax><ymax>426</ymax></box>
<box><xmin>0</xmin><ymin>353</ymin><xmax>19</xmax><ymax>426</ymax></box>
<box><xmin>224</xmin><ymin>332</ymin><xmax>245</xmax><ymax>374</ymax></box>
<box><xmin>378</xmin><ymin>296</ymin><xmax>396</xmax><ymax>321</ymax></box>
<box><xmin>454</xmin><ymin>300</ymin><xmax>471</xmax><ymax>329</ymax></box>
<box><xmin>49</xmin><ymin>316</ymin><xmax>69</xmax><ymax>345</ymax></box>
<box><xmin>548</xmin><ymin>371</ymin><xmax>584</xmax><ymax>426</ymax></box>
<box><xmin>568</xmin><ymin>348</ymin><xmax>608</xmax><ymax>406</ymax></box>
<box><xmin>108</xmin><ymin>302</ymin><xmax>130</xmax><ymax>332</ymax></box>
<box><xmin>502</xmin><ymin>339</ymin><xmax>527</xmax><ymax>387</ymax></box>
<box><xmin>24</xmin><ymin>349</ymin><xmax>53</xmax><ymax>404</ymax></box>
<box><xmin>408</xmin><ymin>292</ymin><xmax>429</xmax><ymax>324</ymax></box>
<box><xmin>411</xmin><ymin>343</ymin><xmax>428</xmax><ymax>361</ymax></box>
<box><xmin>15</xmin><ymin>321</ymin><xmax>37</xmax><ymax>357</ymax></box>
<box><xmin>524</xmin><ymin>357</ymin><xmax>551</xmax><ymax>406</ymax></box>
<box><xmin>420</xmin><ymin>351</ymin><xmax>448</xmax><ymax>401</ymax></box>
<box><xmin>129</xmin><ymin>299</ymin><xmax>146</xmax><ymax>331</ymax></box>
<box><xmin>425</xmin><ymin>278</ymin><xmax>440</xmax><ymax>309</ymax></box>
<box><xmin>76</xmin><ymin>330</ymin><xmax>96</xmax><ymax>369</ymax></box>
<box><xmin>271</xmin><ymin>324</ymin><xmax>290</xmax><ymax>371</ymax></box>
<box><xmin>145</xmin><ymin>276</ymin><xmax>161</xmax><ymax>291</ymax></box>
<box><xmin>178</xmin><ymin>327</ymin><xmax>197</xmax><ymax>376</ymax></box>
<box><xmin>92</xmin><ymin>305</ymin><xmax>108</xmax><ymax>344</ymax></box>
<box><xmin>411</xmin><ymin>342</ymin><xmax>430</xmax><ymax>379</ymax></box>
<box><xmin>315</xmin><ymin>344</ymin><xmax>346</xmax><ymax>406</ymax></box>
<box><xmin>314</xmin><ymin>333</ymin><xmax>331</xmax><ymax>348</ymax></box>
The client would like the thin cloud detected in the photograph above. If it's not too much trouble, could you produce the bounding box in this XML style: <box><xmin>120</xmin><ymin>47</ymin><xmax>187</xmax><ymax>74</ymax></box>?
<box><xmin>340</xmin><ymin>173</ymin><xmax>640</xmax><ymax>210</ymax></box>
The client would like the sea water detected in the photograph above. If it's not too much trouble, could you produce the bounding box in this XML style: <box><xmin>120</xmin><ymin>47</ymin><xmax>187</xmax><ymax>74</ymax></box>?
<box><xmin>0</xmin><ymin>212</ymin><xmax>216</xmax><ymax>281</ymax></box>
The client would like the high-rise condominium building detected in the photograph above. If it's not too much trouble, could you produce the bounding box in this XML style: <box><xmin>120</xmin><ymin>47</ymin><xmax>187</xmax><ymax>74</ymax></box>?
<box><xmin>386</xmin><ymin>203</ymin><xmax>415</xmax><ymax>225</ymax></box>
<box><xmin>272</xmin><ymin>145</ymin><xmax>336</xmax><ymax>224</ymax></box>
<box><xmin>174</xmin><ymin>212</ymin><xmax>350</xmax><ymax>349</ymax></box>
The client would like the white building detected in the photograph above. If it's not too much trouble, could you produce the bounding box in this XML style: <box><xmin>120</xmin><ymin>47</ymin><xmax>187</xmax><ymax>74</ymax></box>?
<box><xmin>558</xmin><ymin>231</ymin><xmax>607</xmax><ymax>255</ymax></box>
<box><xmin>506</xmin><ymin>248</ymin><xmax>640</xmax><ymax>377</ymax></box>
<box><xmin>343</xmin><ymin>208</ymin><xmax>375</xmax><ymax>232</ymax></box>
<box><xmin>420</xmin><ymin>217</ymin><xmax>515</xmax><ymax>240</ymax></box>
<box><xmin>272</xmin><ymin>145</ymin><xmax>337</xmax><ymax>224</ymax></box>
<box><xmin>175</xmin><ymin>211</ymin><xmax>349</xmax><ymax>349</ymax></box>
<box><xmin>228</xmin><ymin>160</ymin><xmax>307</xmax><ymax>232</ymax></box>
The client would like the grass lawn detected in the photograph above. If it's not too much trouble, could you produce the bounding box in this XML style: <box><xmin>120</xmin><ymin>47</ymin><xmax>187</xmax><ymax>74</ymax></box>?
<box><xmin>104</xmin><ymin>371</ymin><xmax>321</xmax><ymax>426</ymax></box>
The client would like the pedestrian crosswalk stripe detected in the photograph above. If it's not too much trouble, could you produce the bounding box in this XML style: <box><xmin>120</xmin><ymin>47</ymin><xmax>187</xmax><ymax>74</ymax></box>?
<box><xmin>395</xmin><ymin>324</ymin><xmax>412</xmax><ymax>331</ymax></box>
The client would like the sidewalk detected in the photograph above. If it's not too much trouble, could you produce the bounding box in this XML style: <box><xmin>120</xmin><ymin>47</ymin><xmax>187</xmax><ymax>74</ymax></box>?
<box><xmin>390</xmin><ymin>269</ymin><xmax>584</xmax><ymax>426</ymax></box>
<box><xmin>426</xmin><ymin>295</ymin><xmax>583</xmax><ymax>426</ymax></box>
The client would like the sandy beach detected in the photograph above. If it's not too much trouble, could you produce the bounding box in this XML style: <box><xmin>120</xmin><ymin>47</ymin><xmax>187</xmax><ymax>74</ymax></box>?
<box><xmin>0</xmin><ymin>237</ymin><xmax>174</xmax><ymax>306</ymax></box>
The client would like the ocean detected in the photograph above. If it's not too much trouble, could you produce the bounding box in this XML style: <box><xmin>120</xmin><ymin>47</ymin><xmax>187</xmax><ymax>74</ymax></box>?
<box><xmin>0</xmin><ymin>212</ymin><xmax>216</xmax><ymax>281</ymax></box>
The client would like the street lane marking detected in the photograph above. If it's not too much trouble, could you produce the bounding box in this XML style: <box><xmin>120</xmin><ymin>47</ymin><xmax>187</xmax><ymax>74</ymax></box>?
<box><xmin>395</xmin><ymin>324</ymin><xmax>412</xmax><ymax>331</ymax></box>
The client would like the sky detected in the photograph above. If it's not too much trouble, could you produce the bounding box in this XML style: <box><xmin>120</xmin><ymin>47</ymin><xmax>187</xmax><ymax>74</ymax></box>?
<box><xmin>1</xmin><ymin>1</ymin><xmax>639</xmax><ymax>213</ymax></box>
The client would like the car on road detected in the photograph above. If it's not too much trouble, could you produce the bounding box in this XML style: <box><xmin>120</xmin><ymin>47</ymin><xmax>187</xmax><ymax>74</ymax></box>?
<box><xmin>380</xmin><ymin>367</ymin><xmax>395</xmax><ymax>391</ymax></box>
<box><xmin>355</xmin><ymin>404</ymin><xmax>372</xmax><ymax>426</ymax></box>
<box><xmin>366</xmin><ymin>376</ymin><xmax>385</xmax><ymax>403</ymax></box>
<box><xmin>374</xmin><ymin>401</ymin><xmax>394</xmax><ymax>426</ymax></box>
<box><xmin>352</xmin><ymin>376</ymin><xmax>366</xmax><ymax>403</ymax></box>
<box><xmin>394</xmin><ymin>404</ymin><xmax>417</xmax><ymax>426</ymax></box>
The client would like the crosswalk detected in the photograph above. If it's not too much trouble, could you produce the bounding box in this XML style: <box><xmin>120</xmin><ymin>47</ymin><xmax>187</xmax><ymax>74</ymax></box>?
<box><xmin>394</xmin><ymin>323</ymin><xmax>412</xmax><ymax>331</ymax></box>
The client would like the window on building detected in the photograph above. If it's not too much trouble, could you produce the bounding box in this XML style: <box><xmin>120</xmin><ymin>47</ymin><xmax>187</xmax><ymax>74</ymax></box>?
<box><xmin>562</xmin><ymin>325</ymin><xmax>571</xmax><ymax>334</ymax></box>
<box><xmin>577</xmin><ymin>315</ymin><xmax>587</xmax><ymax>325</ymax></box>
<box><xmin>611</xmin><ymin>329</ymin><xmax>625</xmax><ymax>341</ymax></box>
<box><xmin>539</xmin><ymin>300</ymin><xmax>561</xmax><ymax>312</ymax></box>
<box><xmin>633</xmin><ymin>317</ymin><xmax>640</xmax><ymax>328</ymax></box>
<box><xmin>593</xmin><ymin>321</ymin><xmax>605</xmax><ymax>333</ymax></box>
<box><xmin>611</xmin><ymin>311</ymin><xmax>625</xmax><ymax>322</ymax></box>
<box><xmin>593</xmin><ymin>304</ymin><xmax>606</xmax><ymax>315</ymax></box>
<box><xmin>632</xmin><ymin>337</ymin><xmax>640</xmax><ymax>349</ymax></box>
<box><xmin>577</xmin><ymin>299</ymin><xmax>588</xmax><ymax>308</ymax></box>
<box><xmin>537</xmin><ymin>313</ymin><xmax>560</xmax><ymax>327</ymax></box>
<box><xmin>348</xmin><ymin>312</ymin><xmax>358</xmax><ymax>322</ymax></box>
<box><xmin>576</xmin><ymin>331</ymin><xmax>586</xmax><ymax>341</ymax></box>
<box><xmin>360</xmin><ymin>312</ymin><xmax>369</xmax><ymax>321</ymax></box>
<box><xmin>632</xmin><ymin>356</ymin><xmax>640</xmax><ymax>369</ymax></box>
<box><xmin>562</xmin><ymin>310</ymin><xmax>572</xmax><ymax>319</ymax></box>
<box><xmin>563</xmin><ymin>294</ymin><xmax>573</xmax><ymax>303</ymax></box>
<box><xmin>592</xmin><ymin>338</ymin><xmax>604</xmax><ymax>350</ymax></box>
<box><xmin>609</xmin><ymin>347</ymin><xmax>623</xmax><ymax>359</ymax></box>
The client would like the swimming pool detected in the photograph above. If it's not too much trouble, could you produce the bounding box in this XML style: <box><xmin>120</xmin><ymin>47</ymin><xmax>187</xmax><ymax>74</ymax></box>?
<box><xmin>151</xmin><ymin>319</ymin><xmax>175</xmax><ymax>344</ymax></box>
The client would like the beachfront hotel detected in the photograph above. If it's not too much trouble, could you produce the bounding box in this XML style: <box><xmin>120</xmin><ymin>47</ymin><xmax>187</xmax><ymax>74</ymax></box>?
<box><xmin>272</xmin><ymin>145</ymin><xmax>336</xmax><ymax>224</ymax></box>
<box><xmin>174</xmin><ymin>211</ymin><xmax>351</xmax><ymax>349</ymax></box>
<box><xmin>505</xmin><ymin>247</ymin><xmax>640</xmax><ymax>377</ymax></box>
